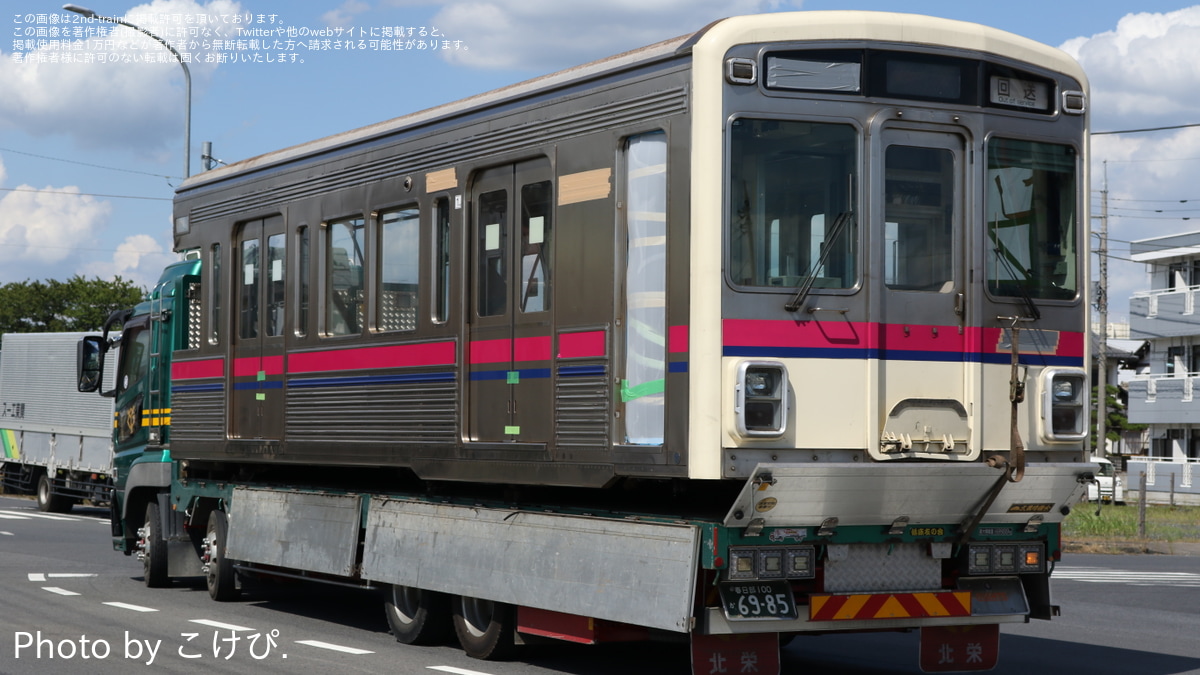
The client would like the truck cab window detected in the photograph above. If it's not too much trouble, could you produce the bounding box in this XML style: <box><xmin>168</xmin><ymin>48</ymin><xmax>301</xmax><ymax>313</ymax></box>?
<box><xmin>118</xmin><ymin>326</ymin><xmax>150</xmax><ymax>394</ymax></box>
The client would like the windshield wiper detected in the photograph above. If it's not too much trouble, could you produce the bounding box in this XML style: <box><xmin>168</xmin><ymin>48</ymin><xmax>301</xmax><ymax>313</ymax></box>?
<box><xmin>785</xmin><ymin>211</ymin><xmax>853</xmax><ymax>313</ymax></box>
<box><xmin>992</xmin><ymin>244</ymin><xmax>1041</xmax><ymax>321</ymax></box>
<box><xmin>990</xmin><ymin>175</ymin><xmax>1041</xmax><ymax>321</ymax></box>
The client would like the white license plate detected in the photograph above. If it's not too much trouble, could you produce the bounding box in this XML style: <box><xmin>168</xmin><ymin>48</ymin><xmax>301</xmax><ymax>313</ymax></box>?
<box><xmin>717</xmin><ymin>580</ymin><xmax>798</xmax><ymax>620</ymax></box>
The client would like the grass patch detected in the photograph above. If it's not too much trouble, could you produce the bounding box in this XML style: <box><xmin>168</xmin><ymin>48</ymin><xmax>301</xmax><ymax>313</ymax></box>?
<box><xmin>1062</xmin><ymin>502</ymin><xmax>1200</xmax><ymax>554</ymax></box>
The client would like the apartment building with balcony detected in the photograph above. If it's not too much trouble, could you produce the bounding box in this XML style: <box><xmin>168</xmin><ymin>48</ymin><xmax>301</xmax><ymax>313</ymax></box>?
<box><xmin>1128</xmin><ymin>230</ymin><xmax>1200</xmax><ymax>459</ymax></box>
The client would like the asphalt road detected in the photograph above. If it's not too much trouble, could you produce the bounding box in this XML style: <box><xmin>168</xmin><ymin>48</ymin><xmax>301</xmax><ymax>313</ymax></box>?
<box><xmin>2</xmin><ymin>494</ymin><xmax>1199</xmax><ymax>675</ymax></box>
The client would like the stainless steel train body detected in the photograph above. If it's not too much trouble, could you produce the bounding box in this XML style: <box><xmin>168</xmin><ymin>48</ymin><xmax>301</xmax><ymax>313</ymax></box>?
<box><xmin>166</xmin><ymin>12</ymin><xmax>1090</xmax><ymax>495</ymax></box>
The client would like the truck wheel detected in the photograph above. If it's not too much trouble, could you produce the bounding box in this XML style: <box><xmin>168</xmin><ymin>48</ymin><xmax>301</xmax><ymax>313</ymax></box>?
<box><xmin>141</xmin><ymin>502</ymin><xmax>168</xmax><ymax>587</ymax></box>
<box><xmin>452</xmin><ymin>595</ymin><xmax>515</xmax><ymax>660</ymax></box>
<box><xmin>36</xmin><ymin>474</ymin><xmax>71</xmax><ymax>513</ymax></box>
<box><xmin>385</xmin><ymin>584</ymin><xmax>451</xmax><ymax>645</ymax></box>
<box><xmin>205</xmin><ymin>510</ymin><xmax>238</xmax><ymax>601</ymax></box>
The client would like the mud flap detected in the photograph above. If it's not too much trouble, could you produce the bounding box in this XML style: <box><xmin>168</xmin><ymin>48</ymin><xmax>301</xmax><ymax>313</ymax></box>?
<box><xmin>690</xmin><ymin>632</ymin><xmax>779</xmax><ymax>675</ymax></box>
<box><xmin>919</xmin><ymin>624</ymin><xmax>1000</xmax><ymax>672</ymax></box>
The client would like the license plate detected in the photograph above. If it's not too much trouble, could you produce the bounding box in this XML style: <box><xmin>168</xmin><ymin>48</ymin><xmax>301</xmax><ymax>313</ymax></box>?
<box><xmin>717</xmin><ymin>580</ymin><xmax>798</xmax><ymax>620</ymax></box>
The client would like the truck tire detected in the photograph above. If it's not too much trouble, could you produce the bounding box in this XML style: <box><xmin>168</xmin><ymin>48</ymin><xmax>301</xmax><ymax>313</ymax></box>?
<box><xmin>36</xmin><ymin>473</ymin><xmax>71</xmax><ymax>513</ymax></box>
<box><xmin>205</xmin><ymin>510</ymin><xmax>238</xmax><ymax>601</ymax></box>
<box><xmin>452</xmin><ymin>595</ymin><xmax>515</xmax><ymax>660</ymax></box>
<box><xmin>142</xmin><ymin>502</ymin><xmax>168</xmax><ymax>587</ymax></box>
<box><xmin>385</xmin><ymin>584</ymin><xmax>451</xmax><ymax>645</ymax></box>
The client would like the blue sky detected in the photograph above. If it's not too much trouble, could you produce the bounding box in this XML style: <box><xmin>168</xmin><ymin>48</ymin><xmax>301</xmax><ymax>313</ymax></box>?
<box><xmin>3</xmin><ymin>0</ymin><xmax>1200</xmax><ymax>323</ymax></box>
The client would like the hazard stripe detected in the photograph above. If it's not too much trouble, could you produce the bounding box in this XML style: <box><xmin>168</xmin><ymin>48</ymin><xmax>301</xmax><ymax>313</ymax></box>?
<box><xmin>810</xmin><ymin>591</ymin><xmax>971</xmax><ymax>621</ymax></box>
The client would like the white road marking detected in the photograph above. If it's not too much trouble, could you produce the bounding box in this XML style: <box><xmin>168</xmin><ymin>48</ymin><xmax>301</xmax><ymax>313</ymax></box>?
<box><xmin>28</xmin><ymin>572</ymin><xmax>97</xmax><ymax>581</ymax></box>
<box><xmin>189</xmin><ymin>619</ymin><xmax>255</xmax><ymax>632</ymax></box>
<box><xmin>42</xmin><ymin>587</ymin><xmax>80</xmax><ymax>596</ymax></box>
<box><xmin>295</xmin><ymin>640</ymin><xmax>374</xmax><ymax>655</ymax></box>
<box><xmin>1055</xmin><ymin>566</ymin><xmax>1200</xmax><ymax>587</ymax></box>
<box><xmin>0</xmin><ymin>510</ymin><xmax>78</xmax><ymax>521</ymax></box>
<box><xmin>0</xmin><ymin>531</ymin><xmax>12</xmax><ymax>536</ymax></box>
<box><xmin>427</xmin><ymin>666</ymin><xmax>496</xmax><ymax>675</ymax></box>
<box><xmin>103</xmin><ymin>602</ymin><xmax>159</xmax><ymax>613</ymax></box>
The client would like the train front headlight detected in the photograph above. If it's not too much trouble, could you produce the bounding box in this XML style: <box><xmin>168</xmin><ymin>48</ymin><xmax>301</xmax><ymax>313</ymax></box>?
<box><xmin>1041</xmin><ymin>368</ymin><xmax>1088</xmax><ymax>441</ymax></box>
<box><xmin>735</xmin><ymin>361</ymin><xmax>788</xmax><ymax>437</ymax></box>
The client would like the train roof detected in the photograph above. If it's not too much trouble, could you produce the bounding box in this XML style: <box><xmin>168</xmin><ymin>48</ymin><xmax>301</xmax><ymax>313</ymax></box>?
<box><xmin>179</xmin><ymin>11</ymin><xmax>1087</xmax><ymax>193</ymax></box>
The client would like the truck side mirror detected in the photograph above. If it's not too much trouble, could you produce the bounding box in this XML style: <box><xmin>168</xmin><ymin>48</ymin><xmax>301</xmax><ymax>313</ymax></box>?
<box><xmin>77</xmin><ymin>335</ymin><xmax>107</xmax><ymax>393</ymax></box>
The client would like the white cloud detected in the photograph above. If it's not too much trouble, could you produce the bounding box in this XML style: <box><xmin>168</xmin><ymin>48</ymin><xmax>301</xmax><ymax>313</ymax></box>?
<box><xmin>1063</xmin><ymin>7</ymin><xmax>1200</xmax><ymax>322</ymax></box>
<box><xmin>323</xmin><ymin>0</ymin><xmax>373</xmax><ymax>26</ymax></box>
<box><xmin>1061</xmin><ymin>6</ymin><xmax>1200</xmax><ymax>130</ymax></box>
<box><xmin>0</xmin><ymin>183</ymin><xmax>111</xmax><ymax>267</ymax></box>
<box><xmin>79</xmin><ymin>233</ymin><xmax>179</xmax><ymax>289</ymax></box>
<box><xmin>0</xmin><ymin>0</ymin><xmax>243</xmax><ymax>162</ymax></box>
<box><xmin>0</xmin><ymin>154</ymin><xmax>173</xmax><ymax>287</ymax></box>
<box><xmin>428</xmin><ymin>0</ymin><xmax>791</xmax><ymax>71</ymax></box>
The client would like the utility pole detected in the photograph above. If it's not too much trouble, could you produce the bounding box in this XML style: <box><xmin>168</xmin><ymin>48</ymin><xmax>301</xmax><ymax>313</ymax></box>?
<box><xmin>1095</xmin><ymin>162</ymin><xmax>1108</xmax><ymax>458</ymax></box>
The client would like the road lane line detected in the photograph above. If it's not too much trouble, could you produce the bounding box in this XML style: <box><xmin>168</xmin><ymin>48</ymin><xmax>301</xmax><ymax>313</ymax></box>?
<box><xmin>1054</xmin><ymin>566</ymin><xmax>1200</xmax><ymax>587</ymax></box>
<box><xmin>103</xmin><ymin>602</ymin><xmax>159</xmax><ymax>612</ymax></box>
<box><xmin>295</xmin><ymin>640</ymin><xmax>374</xmax><ymax>655</ymax></box>
<box><xmin>427</xmin><ymin>666</ymin><xmax>496</xmax><ymax>675</ymax></box>
<box><xmin>0</xmin><ymin>510</ymin><xmax>78</xmax><ymax>521</ymax></box>
<box><xmin>0</xmin><ymin>531</ymin><xmax>12</xmax><ymax>536</ymax></box>
<box><xmin>47</xmin><ymin>573</ymin><xmax>98</xmax><ymax>578</ymax></box>
<box><xmin>189</xmin><ymin>619</ymin><xmax>255</xmax><ymax>631</ymax></box>
<box><xmin>0</xmin><ymin>513</ymin><xmax>30</xmax><ymax>520</ymax></box>
<box><xmin>28</xmin><ymin>573</ymin><xmax>45</xmax><ymax>581</ymax></box>
<box><xmin>42</xmin><ymin>587</ymin><xmax>80</xmax><ymax>596</ymax></box>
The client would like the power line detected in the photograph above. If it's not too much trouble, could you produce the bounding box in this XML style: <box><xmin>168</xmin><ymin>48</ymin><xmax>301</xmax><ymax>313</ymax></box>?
<box><xmin>1103</xmin><ymin>207</ymin><xmax>1200</xmax><ymax>214</ymax></box>
<box><xmin>0</xmin><ymin>240</ymin><xmax>166</xmax><ymax>255</ymax></box>
<box><xmin>1094</xmin><ymin>194</ymin><xmax>1195</xmax><ymax>201</ymax></box>
<box><xmin>1093</xmin><ymin>122</ymin><xmax>1200</xmax><ymax>136</ymax></box>
<box><xmin>0</xmin><ymin>186</ymin><xmax>170</xmax><ymax>202</ymax></box>
<box><xmin>0</xmin><ymin>146</ymin><xmax>179</xmax><ymax>181</ymax></box>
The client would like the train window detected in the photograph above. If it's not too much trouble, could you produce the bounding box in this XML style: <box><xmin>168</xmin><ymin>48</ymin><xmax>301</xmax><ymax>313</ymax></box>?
<box><xmin>765</xmin><ymin>51</ymin><xmax>861</xmax><ymax>92</ymax></box>
<box><xmin>326</xmin><ymin>217</ymin><xmax>366</xmax><ymax>336</ymax></box>
<box><xmin>520</xmin><ymin>181</ymin><xmax>552</xmax><ymax>313</ymax></box>
<box><xmin>728</xmin><ymin>119</ymin><xmax>857</xmax><ymax>290</ymax></box>
<box><xmin>434</xmin><ymin>198</ymin><xmax>450</xmax><ymax>323</ymax></box>
<box><xmin>477</xmin><ymin>190</ymin><xmax>508</xmax><ymax>317</ymax></box>
<box><xmin>869</xmin><ymin>52</ymin><xmax>976</xmax><ymax>105</ymax></box>
<box><xmin>209</xmin><ymin>243</ymin><xmax>221</xmax><ymax>345</ymax></box>
<box><xmin>379</xmin><ymin>207</ymin><xmax>420</xmax><ymax>332</ymax></box>
<box><xmin>297</xmin><ymin>225</ymin><xmax>309</xmax><ymax>337</ymax></box>
<box><xmin>884</xmin><ymin>146</ymin><xmax>954</xmax><ymax>291</ymax></box>
<box><xmin>239</xmin><ymin>237</ymin><xmax>260</xmax><ymax>339</ymax></box>
<box><xmin>624</xmin><ymin>131</ymin><xmax>667</xmax><ymax>445</ymax></box>
<box><xmin>985</xmin><ymin>139</ymin><xmax>1078</xmax><ymax>301</ymax></box>
<box><xmin>266</xmin><ymin>233</ymin><xmax>285</xmax><ymax>337</ymax></box>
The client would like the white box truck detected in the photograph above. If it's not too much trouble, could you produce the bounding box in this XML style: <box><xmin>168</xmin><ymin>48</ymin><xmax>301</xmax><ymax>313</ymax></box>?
<box><xmin>0</xmin><ymin>332</ymin><xmax>115</xmax><ymax>512</ymax></box>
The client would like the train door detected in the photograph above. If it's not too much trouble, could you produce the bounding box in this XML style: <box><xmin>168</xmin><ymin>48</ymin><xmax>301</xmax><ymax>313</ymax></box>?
<box><xmin>230</xmin><ymin>215</ymin><xmax>287</xmax><ymax>440</ymax></box>
<box><xmin>876</xmin><ymin>128</ymin><xmax>971</xmax><ymax>455</ymax></box>
<box><xmin>467</xmin><ymin>159</ymin><xmax>554</xmax><ymax>444</ymax></box>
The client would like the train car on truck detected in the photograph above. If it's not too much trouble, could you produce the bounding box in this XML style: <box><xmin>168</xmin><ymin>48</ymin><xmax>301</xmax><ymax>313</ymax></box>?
<box><xmin>78</xmin><ymin>11</ymin><xmax>1097</xmax><ymax>673</ymax></box>
<box><xmin>1</xmin><ymin>332</ymin><xmax>114</xmax><ymax>512</ymax></box>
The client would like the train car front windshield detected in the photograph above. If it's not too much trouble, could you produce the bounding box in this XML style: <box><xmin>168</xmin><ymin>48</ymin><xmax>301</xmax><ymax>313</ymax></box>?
<box><xmin>985</xmin><ymin>138</ymin><xmax>1079</xmax><ymax>302</ymax></box>
<box><xmin>728</xmin><ymin>119</ymin><xmax>858</xmax><ymax>291</ymax></box>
